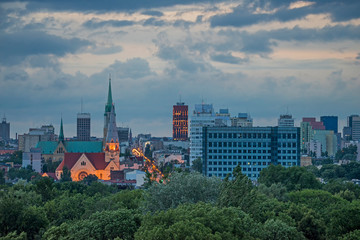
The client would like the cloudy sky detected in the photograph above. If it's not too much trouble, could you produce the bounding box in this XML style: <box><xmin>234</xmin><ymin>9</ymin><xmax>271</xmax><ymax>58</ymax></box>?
<box><xmin>1</xmin><ymin>0</ymin><xmax>359</xmax><ymax>138</ymax></box>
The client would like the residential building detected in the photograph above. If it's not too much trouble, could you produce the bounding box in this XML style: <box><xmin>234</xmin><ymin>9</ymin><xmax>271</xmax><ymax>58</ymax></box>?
<box><xmin>0</xmin><ymin>116</ymin><xmax>10</xmax><ymax>142</ymax></box>
<box><xmin>309</xmin><ymin>140</ymin><xmax>322</xmax><ymax>158</ymax></box>
<box><xmin>202</xmin><ymin>126</ymin><xmax>300</xmax><ymax>181</ymax></box>
<box><xmin>22</xmin><ymin>148</ymin><xmax>42</xmax><ymax>173</ymax></box>
<box><xmin>18</xmin><ymin>125</ymin><xmax>56</xmax><ymax>152</ymax></box>
<box><xmin>278</xmin><ymin>114</ymin><xmax>294</xmax><ymax>127</ymax></box>
<box><xmin>320</xmin><ymin>116</ymin><xmax>338</xmax><ymax>133</ymax></box>
<box><xmin>77</xmin><ymin>113</ymin><xmax>90</xmax><ymax>141</ymax></box>
<box><xmin>173</xmin><ymin>102</ymin><xmax>188</xmax><ymax>141</ymax></box>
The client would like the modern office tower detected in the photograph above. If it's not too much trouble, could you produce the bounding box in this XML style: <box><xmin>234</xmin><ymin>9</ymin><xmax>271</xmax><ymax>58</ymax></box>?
<box><xmin>320</xmin><ymin>116</ymin><xmax>338</xmax><ymax>133</ymax></box>
<box><xmin>231</xmin><ymin>113</ymin><xmax>253</xmax><ymax>127</ymax></box>
<box><xmin>348</xmin><ymin>115</ymin><xmax>360</xmax><ymax>141</ymax></box>
<box><xmin>189</xmin><ymin>103</ymin><xmax>216</xmax><ymax>165</ymax></box>
<box><xmin>343</xmin><ymin>126</ymin><xmax>352</xmax><ymax>141</ymax></box>
<box><xmin>117</xmin><ymin>127</ymin><xmax>130</xmax><ymax>142</ymax></box>
<box><xmin>202</xmin><ymin>126</ymin><xmax>300</xmax><ymax>181</ymax></box>
<box><xmin>173</xmin><ymin>102</ymin><xmax>188</xmax><ymax>141</ymax></box>
<box><xmin>77</xmin><ymin>113</ymin><xmax>91</xmax><ymax>141</ymax></box>
<box><xmin>312</xmin><ymin>129</ymin><xmax>337</xmax><ymax>156</ymax></box>
<box><xmin>300</xmin><ymin>118</ymin><xmax>325</xmax><ymax>150</ymax></box>
<box><xmin>278</xmin><ymin>114</ymin><xmax>294</xmax><ymax>127</ymax></box>
<box><xmin>0</xmin><ymin>116</ymin><xmax>10</xmax><ymax>142</ymax></box>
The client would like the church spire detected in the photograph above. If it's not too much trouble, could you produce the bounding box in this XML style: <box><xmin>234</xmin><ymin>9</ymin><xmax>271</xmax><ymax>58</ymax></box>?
<box><xmin>105</xmin><ymin>75</ymin><xmax>113</xmax><ymax>113</ymax></box>
<box><xmin>59</xmin><ymin>118</ymin><xmax>64</xmax><ymax>142</ymax></box>
<box><xmin>105</xmin><ymin>104</ymin><xmax>119</xmax><ymax>144</ymax></box>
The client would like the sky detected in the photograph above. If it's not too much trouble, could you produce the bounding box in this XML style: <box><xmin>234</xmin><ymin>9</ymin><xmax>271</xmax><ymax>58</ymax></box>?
<box><xmin>0</xmin><ymin>0</ymin><xmax>359</xmax><ymax>138</ymax></box>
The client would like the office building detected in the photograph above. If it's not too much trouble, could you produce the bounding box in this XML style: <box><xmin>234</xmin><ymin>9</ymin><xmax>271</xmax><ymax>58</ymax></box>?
<box><xmin>117</xmin><ymin>127</ymin><xmax>130</xmax><ymax>142</ymax></box>
<box><xmin>320</xmin><ymin>116</ymin><xmax>338</xmax><ymax>133</ymax></box>
<box><xmin>173</xmin><ymin>102</ymin><xmax>188</xmax><ymax>141</ymax></box>
<box><xmin>189</xmin><ymin>103</ymin><xmax>216</xmax><ymax>165</ymax></box>
<box><xmin>77</xmin><ymin>113</ymin><xmax>91</xmax><ymax>141</ymax></box>
<box><xmin>18</xmin><ymin>125</ymin><xmax>56</xmax><ymax>152</ymax></box>
<box><xmin>348</xmin><ymin>115</ymin><xmax>360</xmax><ymax>141</ymax></box>
<box><xmin>0</xmin><ymin>116</ymin><xmax>10</xmax><ymax>142</ymax></box>
<box><xmin>231</xmin><ymin>113</ymin><xmax>253</xmax><ymax>127</ymax></box>
<box><xmin>202</xmin><ymin>126</ymin><xmax>300</xmax><ymax>181</ymax></box>
<box><xmin>278</xmin><ymin>114</ymin><xmax>294</xmax><ymax>127</ymax></box>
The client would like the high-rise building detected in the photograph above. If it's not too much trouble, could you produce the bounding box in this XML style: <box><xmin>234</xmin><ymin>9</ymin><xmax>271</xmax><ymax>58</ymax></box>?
<box><xmin>278</xmin><ymin>114</ymin><xmax>294</xmax><ymax>127</ymax></box>
<box><xmin>348</xmin><ymin>115</ymin><xmax>360</xmax><ymax>141</ymax></box>
<box><xmin>117</xmin><ymin>127</ymin><xmax>130</xmax><ymax>142</ymax></box>
<box><xmin>0</xmin><ymin>116</ymin><xmax>10</xmax><ymax>142</ymax></box>
<box><xmin>320</xmin><ymin>116</ymin><xmax>338</xmax><ymax>133</ymax></box>
<box><xmin>77</xmin><ymin>113</ymin><xmax>91</xmax><ymax>141</ymax></box>
<box><xmin>173</xmin><ymin>102</ymin><xmax>188</xmax><ymax>141</ymax></box>
<box><xmin>189</xmin><ymin>103</ymin><xmax>216</xmax><ymax>165</ymax></box>
<box><xmin>231</xmin><ymin>113</ymin><xmax>253</xmax><ymax>127</ymax></box>
<box><xmin>202</xmin><ymin>126</ymin><xmax>300</xmax><ymax>181</ymax></box>
<box><xmin>18</xmin><ymin>125</ymin><xmax>56</xmax><ymax>152</ymax></box>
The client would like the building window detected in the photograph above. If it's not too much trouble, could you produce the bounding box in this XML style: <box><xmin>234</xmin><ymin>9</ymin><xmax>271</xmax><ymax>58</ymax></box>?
<box><xmin>81</xmin><ymin>161</ymin><xmax>86</xmax><ymax>166</ymax></box>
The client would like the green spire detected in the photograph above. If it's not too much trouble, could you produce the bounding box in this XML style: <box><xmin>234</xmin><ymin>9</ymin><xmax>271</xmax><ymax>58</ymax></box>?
<box><xmin>105</xmin><ymin>76</ymin><xmax>113</xmax><ymax>113</ymax></box>
<box><xmin>59</xmin><ymin>118</ymin><xmax>64</xmax><ymax>142</ymax></box>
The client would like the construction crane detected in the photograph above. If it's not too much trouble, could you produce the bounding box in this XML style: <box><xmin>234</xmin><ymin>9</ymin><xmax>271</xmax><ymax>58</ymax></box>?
<box><xmin>132</xmin><ymin>148</ymin><xmax>165</xmax><ymax>182</ymax></box>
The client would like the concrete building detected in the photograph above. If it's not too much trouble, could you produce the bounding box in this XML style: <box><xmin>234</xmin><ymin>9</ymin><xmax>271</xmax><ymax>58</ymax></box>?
<box><xmin>301</xmin><ymin>156</ymin><xmax>312</xmax><ymax>167</ymax></box>
<box><xmin>189</xmin><ymin>103</ymin><xmax>217</xmax><ymax>165</ymax></box>
<box><xmin>312</xmin><ymin>129</ymin><xmax>337</xmax><ymax>157</ymax></box>
<box><xmin>77</xmin><ymin>113</ymin><xmax>90</xmax><ymax>141</ymax></box>
<box><xmin>300</xmin><ymin>118</ymin><xmax>325</xmax><ymax>151</ymax></box>
<box><xmin>173</xmin><ymin>102</ymin><xmax>188</xmax><ymax>141</ymax></box>
<box><xmin>18</xmin><ymin>125</ymin><xmax>56</xmax><ymax>152</ymax></box>
<box><xmin>320</xmin><ymin>116</ymin><xmax>338</xmax><ymax>133</ymax></box>
<box><xmin>202</xmin><ymin>126</ymin><xmax>300</xmax><ymax>181</ymax></box>
<box><xmin>278</xmin><ymin>114</ymin><xmax>294</xmax><ymax>127</ymax></box>
<box><xmin>309</xmin><ymin>140</ymin><xmax>322</xmax><ymax>158</ymax></box>
<box><xmin>0</xmin><ymin>116</ymin><xmax>10</xmax><ymax>142</ymax></box>
<box><xmin>22</xmin><ymin>148</ymin><xmax>42</xmax><ymax>173</ymax></box>
<box><xmin>231</xmin><ymin>113</ymin><xmax>253</xmax><ymax>127</ymax></box>
<box><xmin>117</xmin><ymin>127</ymin><xmax>130</xmax><ymax>143</ymax></box>
<box><xmin>349</xmin><ymin>115</ymin><xmax>360</xmax><ymax>141</ymax></box>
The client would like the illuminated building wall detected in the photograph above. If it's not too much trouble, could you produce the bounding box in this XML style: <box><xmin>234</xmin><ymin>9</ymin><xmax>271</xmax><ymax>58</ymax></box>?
<box><xmin>173</xmin><ymin>103</ymin><xmax>188</xmax><ymax>141</ymax></box>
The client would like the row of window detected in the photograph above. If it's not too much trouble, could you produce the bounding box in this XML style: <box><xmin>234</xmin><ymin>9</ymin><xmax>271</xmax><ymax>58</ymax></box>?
<box><xmin>208</xmin><ymin>161</ymin><xmax>270</xmax><ymax>166</ymax></box>
<box><xmin>208</xmin><ymin>132</ymin><xmax>297</xmax><ymax>139</ymax></box>
<box><xmin>208</xmin><ymin>141</ymin><xmax>297</xmax><ymax>148</ymax></box>
<box><xmin>208</xmin><ymin>173</ymin><xmax>259</xmax><ymax>178</ymax></box>
<box><xmin>208</xmin><ymin>149</ymin><xmax>297</xmax><ymax>154</ymax></box>
<box><xmin>208</xmin><ymin>155</ymin><xmax>297</xmax><ymax>160</ymax></box>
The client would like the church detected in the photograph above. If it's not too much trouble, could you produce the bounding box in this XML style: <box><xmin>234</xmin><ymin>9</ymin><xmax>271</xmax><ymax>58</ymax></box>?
<box><xmin>55</xmin><ymin>78</ymin><xmax>122</xmax><ymax>181</ymax></box>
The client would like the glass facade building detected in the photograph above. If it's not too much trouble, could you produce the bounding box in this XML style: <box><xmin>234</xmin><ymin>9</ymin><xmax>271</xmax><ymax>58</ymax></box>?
<box><xmin>202</xmin><ymin>126</ymin><xmax>300</xmax><ymax>181</ymax></box>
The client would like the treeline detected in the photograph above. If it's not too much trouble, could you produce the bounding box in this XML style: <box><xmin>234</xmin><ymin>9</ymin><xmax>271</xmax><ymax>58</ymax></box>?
<box><xmin>1</xmin><ymin>165</ymin><xmax>360</xmax><ymax>240</ymax></box>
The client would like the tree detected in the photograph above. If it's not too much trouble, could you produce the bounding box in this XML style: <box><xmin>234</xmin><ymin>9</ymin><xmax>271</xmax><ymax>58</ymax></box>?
<box><xmin>218</xmin><ymin>165</ymin><xmax>258</xmax><ymax>211</ymax></box>
<box><xmin>82</xmin><ymin>174</ymin><xmax>98</xmax><ymax>185</ymax></box>
<box><xmin>142</xmin><ymin>171</ymin><xmax>221</xmax><ymax>212</ymax></box>
<box><xmin>191</xmin><ymin>157</ymin><xmax>202</xmax><ymax>173</ymax></box>
<box><xmin>60</xmin><ymin>166</ymin><xmax>72</xmax><ymax>182</ymax></box>
<box><xmin>135</xmin><ymin>202</ymin><xmax>259</xmax><ymax>240</ymax></box>
<box><xmin>261</xmin><ymin>219</ymin><xmax>305</xmax><ymax>240</ymax></box>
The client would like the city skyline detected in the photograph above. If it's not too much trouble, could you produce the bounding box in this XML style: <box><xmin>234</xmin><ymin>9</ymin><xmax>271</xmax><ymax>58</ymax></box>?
<box><xmin>1</xmin><ymin>0</ymin><xmax>359</xmax><ymax>138</ymax></box>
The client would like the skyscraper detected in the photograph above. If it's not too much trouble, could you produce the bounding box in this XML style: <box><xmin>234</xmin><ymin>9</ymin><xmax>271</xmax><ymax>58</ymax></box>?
<box><xmin>0</xmin><ymin>116</ymin><xmax>10</xmax><ymax>142</ymax></box>
<box><xmin>173</xmin><ymin>102</ymin><xmax>188</xmax><ymax>141</ymax></box>
<box><xmin>320</xmin><ymin>116</ymin><xmax>338</xmax><ymax>133</ymax></box>
<box><xmin>349</xmin><ymin>115</ymin><xmax>360</xmax><ymax>141</ymax></box>
<box><xmin>77</xmin><ymin>113</ymin><xmax>91</xmax><ymax>141</ymax></box>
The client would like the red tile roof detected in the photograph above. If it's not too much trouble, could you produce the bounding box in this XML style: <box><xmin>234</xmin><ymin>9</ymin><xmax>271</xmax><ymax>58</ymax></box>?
<box><xmin>42</xmin><ymin>172</ymin><xmax>58</xmax><ymax>180</ymax></box>
<box><xmin>56</xmin><ymin>152</ymin><xmax>108</xmax><ymax>171</ymax></box>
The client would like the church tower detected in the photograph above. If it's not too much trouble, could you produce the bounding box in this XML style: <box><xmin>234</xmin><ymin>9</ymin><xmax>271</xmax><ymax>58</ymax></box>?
<box><xmin>59</xmin><ymin>118</ymin><xmax>64</xmax><ymax>142</ymax></box>
<box><xmin>104</xmin><ymin>104</ymin><xmax>120</xmax><ymax>163</ymax></box>
<box><xmin>104</xmin><ymin>76</ymin><xmax>113</xmax><ymax>145</ymax></box>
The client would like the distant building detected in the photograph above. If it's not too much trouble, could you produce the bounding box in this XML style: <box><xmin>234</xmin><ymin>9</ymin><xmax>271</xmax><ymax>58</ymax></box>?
<box><xmin>18</xmin><ymin>125</ymin><xmax>56</xmax><ymax>152</ymax></box>
<box><xmin>190</xmin><ymin>103</ymin><xmax>216</xmax><ymax>165</ymax></box>
<box><xmin>22</xmin><ymin>148</ymin><xmax>42</xmax><ymax>173</ymax></box>
<box><xmin>278</xmin><ymin>114</ymin><xmax>294</xmax><ymax>127</ymax></box>
<box><xmin>173</xmin><ymin>102</ymin><xmax>188</xmax><ymax>141</ymax></box>
<box><xmin>343</xmin><ymin>126</ymin><xmax>352</xmax><ymax>141</ymax></box>
<box><xmin>348</xmin><ymin>115</ymin><xmax>360</xmax><ymax>141</ymax></box>
<box><xmin>0</xmin><ymin>116</ymin><xmax>10</xmax><ymax>142</ymax></box>
<box><xmin>300</xmin><ymin>156</ymin><xmax>312</xmax><ymax>167</ymax></box>
<box><xmin>300</xmin><ymin>118</ymin><xmax>325</xmax><ymax>150</ymax></box>
<box><xmin>309</xmin><ymin>140</ymin><xmax>322</xmax><ymax>158</ymax></box>
<box><xmin>77</xmin><ymin>113</ymin><xmax>91</xmax><ymax>141</ymax></box>
<box><xmin>202</xmin><ymin>126</ymin><xmax>300</xmax><ymax>181</ymax></box>
<box><xmin>231</xmin><ymin>113</ymin><xmax>253</xmax><ymax>127</ymax></box>
<box><xmin>117</xmin><ymin>127</ymin><xmax>130</xmax><ymax>142</ymax></box>
<box><xmin>320</xmin><ymin>116</ymin><xmax>338</xmax><ymax>133</ymax></box>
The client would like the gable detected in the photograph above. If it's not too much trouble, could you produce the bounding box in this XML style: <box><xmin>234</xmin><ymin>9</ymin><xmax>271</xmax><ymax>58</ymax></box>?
<box><xmin>71</xmin><ymin>153</ymin><xmax>96</xmax><ymax>172</ymax></box>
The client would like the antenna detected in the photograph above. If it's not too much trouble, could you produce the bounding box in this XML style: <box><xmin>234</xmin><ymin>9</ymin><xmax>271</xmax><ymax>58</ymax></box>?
<box><xmin>81</xmin><ymin>97</ymin><xmax>83</xmax><ymax>113</ymax></box>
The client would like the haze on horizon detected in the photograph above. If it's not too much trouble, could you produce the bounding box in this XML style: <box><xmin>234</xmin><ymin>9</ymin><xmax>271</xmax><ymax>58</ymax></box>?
<box><xmin>0</xmin><ymin>0</ymin><xmax>359</xmax><ymax>138</ymax></box>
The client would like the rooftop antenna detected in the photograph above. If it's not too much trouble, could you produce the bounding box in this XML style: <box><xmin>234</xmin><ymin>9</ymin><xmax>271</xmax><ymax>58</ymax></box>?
<box><xmin>179</xmin><ymin>94</ymin><xmax>182</xmax><ymax>103</ymax></box>
<box><xmin>81</xmin><ymin>97</ymin><xmax>83</xmax><ymax>113</ymax></box>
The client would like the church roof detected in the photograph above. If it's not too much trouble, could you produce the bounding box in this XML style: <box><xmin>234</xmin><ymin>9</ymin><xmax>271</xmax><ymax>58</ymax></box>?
<box><xmin>36</xmin><ymin>141</ymin><xmax>103</xmax><ymax>154</ymax></box>
<box><xmin>105</xmin><ymin>105</ymin><xmax>119</xmax><ymax>143</ymax></box>
<box><xmin>56</xmin><ymin>152</ymin><xmax>108</xmax><ymax>172</ymax></box>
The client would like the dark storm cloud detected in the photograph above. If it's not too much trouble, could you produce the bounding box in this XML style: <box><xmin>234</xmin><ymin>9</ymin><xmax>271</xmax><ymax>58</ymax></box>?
<box><xmin>83</xmin><ymin>19</ymin><xmax>135</xmax><ymax>29</ymax></box>
<box><xmin>9</xmin><ymin>0</ymin><xmax>221</xmax><ymax>13</ymax></box>
<box><xmin>141</xmin><ymin>10</ymin><xmax>164</xmax><ymax>17</ymax></box>
<box><xmin>3</xmin><ymin>71</ymin><xmax>29</xmax><ymax>82</ymax></box>
<box><xmin>210</xmin><ymin>53</ymin><xmax>248</xmax><ymax>64</ymax></box>
<box><xmin>143</xmin><ymin>18</ymin><xmax>167</xmax><ymax>27</ymax></box>
<box><xmin>210</xmin><ymin>0</ymin><xmax>360</xmax><ymax>28</ymax></box>
<box><xmin>0</xmin><ymin>31</ymin><xmax>91</xmax><ymax>66</ymax></box>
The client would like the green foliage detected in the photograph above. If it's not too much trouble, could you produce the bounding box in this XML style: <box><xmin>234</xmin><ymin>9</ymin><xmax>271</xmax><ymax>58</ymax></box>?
<box><xmin>318</xmin><ymin>162</ymin><xmax>360</xmax><ymax>181</ymax></box>
<box><xmin>0</xmin><ymin>231</ymin><xmax>27</xmax><ymax>240</ymax></box>
<box><xmin>218</xmin><ymin>165</ymin><xmax>258</xmax><ymax>210</ymax></box>
<box><xmin>0</xmin><ymin>170</ymin><xmax>5</xmax><ymax>185</ymax></box>
<box><xmin>261</xmin><ymin>219</ymin><xmax>305</xmax><ymax>240</ymax></box>
<box><xmin>60</xmin><ymin>166</ymin><xmax>72</xmax><ymax>182</ymax></box>
<box><xmin>258</xmin><ymin>165</ymin><xmax>321</xmax><ymax>191</ymax></box>
<box><xmin>135</xmin><ymin>202</ymin><xmax>259</xmax><ymax>240</ymax></box>
<box><xmin>339</xmin><ymin>230</ymin><xmax>360</xmax><ymax>240</ymax></box>
<box><xmin>6</xmin><ymin>151</ymin><xmax>23</xmax><ymax>164</ymax></box>
<box><xmin>192</xmin><ymin>157</ymin><xmax>203</xmax><ymax>173</ymax></box>
<box><xmin>33</xmin><ymin>177</ymin><xmax>56</xmax><ymax>202</ymax></box>
<box><xmin>143</xmin><ymin>171</ymin><xmax>221</xmax><ymax>212</ymax></box>
<box><xmin>43</xmin><ymin>209</ymin><xmax>140</xmax><ymax>240</ymax></box>
<box><xmin>336</xmin><ymin>145</ymin><xmax>357</xmax><ymax>160</ymax></box>
<box><xmin>7</xmin><ymin>167</ymin><xmax>38</xmax><ymax>181</ymax></box>
<box><xmin>42</xmin><ymin>161</ymin><xmax>60</xmax><ymax>173</ymax></box>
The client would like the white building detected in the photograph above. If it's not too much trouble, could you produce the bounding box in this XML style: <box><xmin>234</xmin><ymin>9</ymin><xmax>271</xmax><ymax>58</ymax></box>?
<box><xmin>22</xmin><ymin>148</ymin><xmax>42</xmax><ymax>173</ymax></box>
<box><xmin>231</xmin><ymin>113</ymin><xmax>253</xmax><ymax>127</ymax></box>
<box><xmin>278</xmin><ymin>114</ymin><xmax>295</xmax><ymax>127</ymax></box>
<box><xmin>309</xmin><ymin>140</ymin><xmax>322</xmax><ymax>158</ymax></box>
